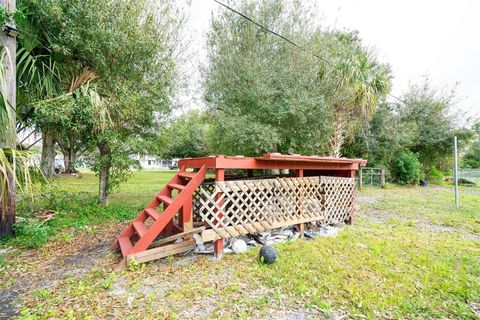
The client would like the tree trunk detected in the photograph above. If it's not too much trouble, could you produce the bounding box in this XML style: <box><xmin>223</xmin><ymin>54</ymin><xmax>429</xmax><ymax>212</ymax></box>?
<box><xmin>98</xmin><ymin>141</ymin><xmax>111</xmax><ymax>206</ymax></box>
<box><xmin>0</xmin><ymin>0</ymin><xmax>17</xmax><ymax>238</ymax></box>
<box><xmin>327</xmin><ymin>118</ymin><xmax>346</xmax><ymax>158</ymax></box>
<box><xmin>63</xmin><ymin>148</ymin><xmax>77</xmax><ymax>173</ymax></box>
<box><xmin>41</xmin><ymin>129</ymin><xmax>56</xmax><ymax>178</ymax></box>
<box><xmin>0</xmin><ymin>174</ymin><xmax>16</xmax><ymax>237</ymax></box>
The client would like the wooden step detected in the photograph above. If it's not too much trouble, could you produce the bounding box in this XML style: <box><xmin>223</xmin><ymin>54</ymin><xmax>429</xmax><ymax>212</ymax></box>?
<box><xmin>133</xmin><ymin>221</ymin><xmax>148</xmax><ymax>237</ymax></box>
<box><xmin>118</xmin><ymin>237</ymin><xmax>133</xmax><ymax>257</ymax></box>
<box><xmin>157</xmin><ymin>194</ymin><xmax>173</xmax><ymax>205</ymax></box>
<box><xmin>145</xmin><ymin>208</ymin><xmax>161</xmax><ymax>221</ymax></box>
<box><xmin>179</xmin><ymin>171</ymin><xmax>196</xmax><ymax>180</ymax></box>
<box><xmin>168</xmin><ymin>183</ymin><xmax>185</xmax><ymax>191</ymax></box>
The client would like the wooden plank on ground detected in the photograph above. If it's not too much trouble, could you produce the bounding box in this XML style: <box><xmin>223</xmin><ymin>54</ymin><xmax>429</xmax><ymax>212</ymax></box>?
<box><xmin>127</xmin><ymin>239</ymin><xmax>196</xmax><ymax>265</ymax></box>
<box><xmin>150</xmin><ymin>227</ymin><xmax>204</xmax><ymax>248</ymax></box>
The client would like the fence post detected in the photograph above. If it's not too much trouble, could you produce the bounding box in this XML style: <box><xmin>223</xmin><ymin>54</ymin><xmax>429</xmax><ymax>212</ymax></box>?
<box><xmin>454</xmin><ymin>136</ymin><xmax>459</xmax><ymax>209</ymax></box>
<box><xmin>358</xmin><ymin>168</ymin><xmax>363</xmax><ymax>190</ymax></box>
<box><xmin>381</xmin><ymin>168</ymin><xmax>385</xmax><ymax>188</ymax></box>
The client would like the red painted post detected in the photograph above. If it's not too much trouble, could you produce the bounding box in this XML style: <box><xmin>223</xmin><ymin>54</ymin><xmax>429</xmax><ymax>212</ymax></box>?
<box><xmin>346</xmin><ymin>169</ymin><xmax>356</xmax><ymax>225</ymax></box>
<box><xmin>181</xmin><ymin>195</ymin><xmax>192</xmax><ymax>230</ymax></box>
<box><xmin>214</xmin><ymin>169</ymin><xmax>224</xmax><ymax>259</ymax></box>
<box><xmin>295</xmin><ymin>169</ymin><xmax>304</xmax><ymax>235</ymax></box>
<box><xmin>163</xmin><ymin>187</ymin><xmax>174</xmax><ymax>236</ymax></box>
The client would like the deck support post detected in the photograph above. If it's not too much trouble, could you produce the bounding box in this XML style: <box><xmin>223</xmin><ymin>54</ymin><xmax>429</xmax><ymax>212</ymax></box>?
<box><xmin>299</xmin><ymin>222</ymin><xmax>305</xmax><ymax>239</ymax></box>
<box><xmin>181</xmin><ymin>195</ymin><xmax>193</xmax><ymax>239</ymax></box>
<box><xmin>214</xmin><ymin>168</ymin><xmax>225</xmax><ymax>259</ymax></box>
<box><xmin>163</xmin><ymin>187</ymin><xmax>174</xmax><ymax>236</ymax></box>
<box><xmin>346</xmin><ymin>169</ymin><xmax>356</xmax><ymax>225</ymax></box>
<box><xmin>295</xmin><ymin>169</ymin><xmax>304</xmax><ymax>235</ymax></box>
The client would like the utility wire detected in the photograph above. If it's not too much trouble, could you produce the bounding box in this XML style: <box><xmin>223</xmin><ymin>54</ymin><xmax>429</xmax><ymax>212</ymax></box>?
<box><xmin>213</xmin><ymin>0</ymin><xmax>406</xmax><ymax>104</ymax></box>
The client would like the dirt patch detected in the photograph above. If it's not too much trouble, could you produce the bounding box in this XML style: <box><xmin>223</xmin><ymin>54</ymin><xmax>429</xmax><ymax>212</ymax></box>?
<box><xmin>355</xmin><ymin>193</ymin><xmax>378</xmax><ymax>205</ymax></box>
<box><xmin>0</xmin><ymin>286</ymin><xmax>20</xmax><ymax>319</ymax></box>
<box><xmin>358</xmin><ymin>209</ymin><xmax>393</xmax><ymax>223</ymax></box>
<box><xmin>0</xmin><ymin>223</ymin><xmax>125</xmax><ymax>318</ymax></box>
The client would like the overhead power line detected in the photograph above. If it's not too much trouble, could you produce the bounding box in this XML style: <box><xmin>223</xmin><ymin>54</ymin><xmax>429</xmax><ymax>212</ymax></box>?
<box><xmin>213</xmin><ymin>0</ymin><xmax>406</xmax><ymax>104</ymax></box>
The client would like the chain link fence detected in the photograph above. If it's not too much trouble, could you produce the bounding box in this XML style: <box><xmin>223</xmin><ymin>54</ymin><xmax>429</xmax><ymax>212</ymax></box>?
<box><xmin>457</xmin><ymin>168</ymin><xmax>480</xmax><ymax>187</ymax></box>
<box><xmin>356</xmin><ymin>167</ymin><xmax>385</xmax><ymax>188</ymax></box>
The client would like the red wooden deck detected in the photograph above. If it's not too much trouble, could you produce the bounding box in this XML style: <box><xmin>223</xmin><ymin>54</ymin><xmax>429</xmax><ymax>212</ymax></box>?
<box><xmin>112</xmin><ymin>153</ymin><xmax>366</xmax><ymax>267</ymax></box>
<box><xmin>178</xmin><ymin>153</ymin><xmax>366</xmax><ymax>178</ymax></box>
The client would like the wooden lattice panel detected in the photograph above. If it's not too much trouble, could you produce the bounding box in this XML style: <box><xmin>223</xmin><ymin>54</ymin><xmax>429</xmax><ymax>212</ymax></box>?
<box><xmin>320</xmin><ymin>176</ymin><xmax>355</xmax><ymax>224</ymax></box>
<box><xmin>194</xmin><ymin>176</ymin><xmax>355</xmax><ymax>240</ymax></box>
<box><xmin>193</xmin><ymin>182</ymin><xmax>215</xmax><ymax>222</ymax></box>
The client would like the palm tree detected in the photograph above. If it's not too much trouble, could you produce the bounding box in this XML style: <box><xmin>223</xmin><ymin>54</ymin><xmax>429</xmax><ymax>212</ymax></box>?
<box><xmin>0</xmin><ymin>47</ymin><xmax>36</xmax><ymax>236</ymax></box>
<box><xmin>326</xmin><ymin>46</ymin><xmax>391</xmax><ymax>157</ymax></box>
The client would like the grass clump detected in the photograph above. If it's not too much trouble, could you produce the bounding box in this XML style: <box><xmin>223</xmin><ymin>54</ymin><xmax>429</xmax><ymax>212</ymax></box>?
<box><xmin>6</xmin><ymin>191</ymin><xmax>138</xmax><ymax>249</ymax></box>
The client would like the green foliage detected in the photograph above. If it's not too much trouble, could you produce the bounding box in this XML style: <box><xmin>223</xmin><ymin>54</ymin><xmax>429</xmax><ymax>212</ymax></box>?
<box><xmin>393</xmin><ymin>152</ymin><xmax>421</xmax><ymax>184</ymax></box>
<box><xmin>86</xmin><ymin>132</ymin><xmax>140</xmax><ymax>194</ymax></box>
<box><xmin>0</xmin><ymin>5</ymin><xmax>25</xmax><ymax>26</ymax></box>
<box><xmin>398</xmin><ymin>80</ymin><xmax>471</xmax><ymax>171</ymax></box>
<box><xmin>321</xmin><ymin>31</ymin><xmax>392</xmax><ymax>156</ymax></box>
<box><xmin>101</xmin><ymin>273</ymin><xmax>117</xmax><ymax>290</ymax></box>
<box><xmin>204</xmin><ymin>1</ymin><xmax>391</xmax><ymax>156</ymax></box>
<box><xmin>7</xmin><ymin>190</ymin><xmax>137</xmax><ymax>248</ymax></box>
<box><xmin>345</xmin><ymin>79</ymin><xmax>473</xmax><ymax>181</ymax></box>
<box><xmin>462</xmin><ymin>122</ymin><xmax>480</xmax><ymax>168</ymax></box>
<box><xmin>425</xmin><ymin>165</ymin><xmax>445</xmax><ymax>183</ymax></box>
<box><xmin>204</xmin><ymin>0</ymin><xmax>334</xmax><ymax>155</ymax></box>
<box><xmin>12</xmin><ymin>220</ymin><xmax>50</xmax><ymax>248</ymax></box>
<box><xmin>19</xmin><ymin>0</ymin><xmax>185</xmax><ymax>202</ymax></box>
<box><xmin>342</xmin><ymin>103</ymin><xmax>416</xmax><ymax>167</ymax></box>
<box><xmin>128</xmin><ymin>257</ymin><xmax>145</xmax><ymax>272</ymax></box>
<box><xmin>207</xmin><ymin>113</ymin><xmax>281</xmax><ymax>156</ymax></box>
<box><xmin>5</xmin><ymin>170</ymin><xmax>177</xmax><ymax>247</ymax></box>
<box><xmin>0</xmin><ymin>48</ymin><xmax>43</xmax><ymax>237</ymax></box>
<box><xmin>161</xmin><ymin>110</ymin><xmax>210</xmax><ymax>159</ymax></box>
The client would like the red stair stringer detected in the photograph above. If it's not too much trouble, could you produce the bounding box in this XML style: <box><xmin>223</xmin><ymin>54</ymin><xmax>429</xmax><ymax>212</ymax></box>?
<box><xmin>110</xmin><ymin>165</ymin><xmax>206</xmax><ymax>266</ymax></box>
<box><xmin>110</xmin><ymin>167</ymin><xmax>187</xmax><ymax>251</ymax></box>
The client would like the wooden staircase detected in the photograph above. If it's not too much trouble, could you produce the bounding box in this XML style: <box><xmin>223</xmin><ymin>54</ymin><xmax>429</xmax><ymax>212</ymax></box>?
<box><xmin>111</xmin><ymin>165</ymin><xmax>206</xmax><ymax>268</ymax></box>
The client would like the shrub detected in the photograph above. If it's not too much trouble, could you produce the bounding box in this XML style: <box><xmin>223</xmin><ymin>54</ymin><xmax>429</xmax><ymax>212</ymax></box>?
<box><xmin>393</xmin><ymin>152</ymin><xmax>421</xmax><ymax>184</ymax></box>
<box><xmin>425</xmin><ymin>165</ymin><xmax>445</xmax><ymax>184</ymax></box>
<box><xmin>13</xmin><ymin>221</ymin><xmax>50</xmax><ymax>248</ymax></box>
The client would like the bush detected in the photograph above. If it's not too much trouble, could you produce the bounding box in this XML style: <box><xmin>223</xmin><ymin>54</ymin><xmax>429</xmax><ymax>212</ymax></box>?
<box><xmin>13</xmin><ymin>221</ymin><xmax>50</xmax><ymax>248</ymax></box>
<box><xmin>425</xmin><ymin>165</ymin><xmax>445</xmax><ymax>184</ymax></box>
<box><xmin>393</xmin><ymin>152</ymin><xmax>421</xmax><ymax>184</ymax></box>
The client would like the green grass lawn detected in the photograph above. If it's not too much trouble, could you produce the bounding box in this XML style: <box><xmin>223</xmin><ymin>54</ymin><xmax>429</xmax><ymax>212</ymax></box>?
<box><xmin>50</xmin><ymin>169</ymin><xmax>178</xmax><ymax>207</ymax></box>
<box><xmin>1</xmin><ymin>172</ymin><xmax>479</xmax><ymax>319</ymax></box>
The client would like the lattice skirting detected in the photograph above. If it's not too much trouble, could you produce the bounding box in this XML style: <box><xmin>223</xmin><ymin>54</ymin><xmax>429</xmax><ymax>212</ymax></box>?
<box><xmin>193</xmin><ymin>176</ymin><xmax>355</xmax><ymax>241</ymax></box>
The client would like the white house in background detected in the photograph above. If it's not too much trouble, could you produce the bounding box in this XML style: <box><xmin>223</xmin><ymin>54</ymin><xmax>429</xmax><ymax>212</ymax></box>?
<box><xmin>18</xmin><ymin>128</ymin><xmax>42</xmax><ymax>148</ymax></box>
<box><xmin>134</xmin><ymin>155</ymin><xmax>179</xmax><ymax>170</ymax></box>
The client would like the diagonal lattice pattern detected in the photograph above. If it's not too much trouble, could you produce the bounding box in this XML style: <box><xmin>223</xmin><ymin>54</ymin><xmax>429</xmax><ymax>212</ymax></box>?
<box><xmin>193</xmin><ymin>176</ymin><xmax>355</xmax><ymax>239</ymax></box>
